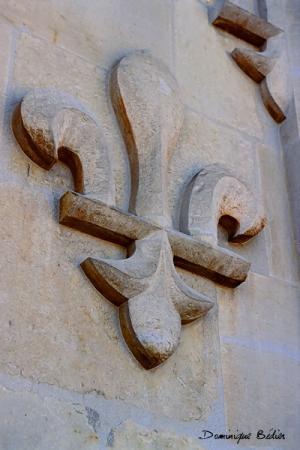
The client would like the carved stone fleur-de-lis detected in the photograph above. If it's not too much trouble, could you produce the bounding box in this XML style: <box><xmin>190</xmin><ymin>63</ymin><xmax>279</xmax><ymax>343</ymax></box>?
<box><xmin>12</xmin><ymin>52</ymin><xmax>265</xmax><ymax>369</ymax></box>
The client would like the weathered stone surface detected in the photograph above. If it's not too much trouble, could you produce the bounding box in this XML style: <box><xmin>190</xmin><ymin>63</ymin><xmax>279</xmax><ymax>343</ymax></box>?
<box><xmin>60</xmin><ymin>191</ymin><xmax>251</xmax><ymax>288</ymax></box>
<box><xmin>10</xmin><ymin>31</ymin><xmax>129</xmax><ymax>210</ymax></box>
<box><xmin>281</xmin><ymin>0</ymin><xmax>300</xmax><ymax>256</ymax></box>
<box><xmin>13</xmin><ymin>89</ymin><xmax>115</xmax><ymax>204</ymax></box>
<box><xmin>0</xmin><ymin>23</ymin><xmax>12</xmax><ymax>98</ymax></box>
<box><xmin>208</xmin><ymin>0</ymin><xmax>282</xmax><ymax>47</ymax></box>
<box><xmin>181</xmin><ymin>165</ymin><xmax>266</xmax><ymax>244</ymax></box>
<box><xmin>221</xmin><ymin>344</ymin><xmax>300</xmax><ymax>449</ymax></box>
<box><xmin>218</xmin><ymin>272</ymin><xmax>300</xmax><ymax>352</ymax></box>
<box><xmin>219</xmin><ymin>271</ymin><xmax>300</xmax><ymax>448</ymax></box>
<box><xmin>0</xmin><ymin>0</ymin><xmax>173</xmax><ymax>70</ymax></box>
<box><xmin>0</xmin><ymin>387</ymin><xmax>99</xmax><ymax>450</ymax></box>
<box><xmin>257</xmin><ymin>144</ymin><xmax>299</xmax><ymax>282</ymax></box>
<box><xmin>0</xmin><ymin>0</ymin><xmax>299</xmax><ymax>445</ymax></box>
<box><xmin>108</xmin><ymin>421</ymin><xmax>205</xmax><ymax>449</ymax></box>
<box><xmin>111</xmin><ymin>52</ymin><xmax>184</xmax><ymax>227</ymax></box>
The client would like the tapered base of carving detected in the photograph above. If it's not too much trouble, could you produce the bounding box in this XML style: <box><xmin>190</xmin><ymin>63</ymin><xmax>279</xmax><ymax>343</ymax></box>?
<box><xmin>119</xmin><ymin>303</ymin><xmax>166</xmax><ymax>370</ymax></box>
<box><xmin>260</xmin><ymin>79</ymin><xmax>286</xmax><ymax>123</ymax></box>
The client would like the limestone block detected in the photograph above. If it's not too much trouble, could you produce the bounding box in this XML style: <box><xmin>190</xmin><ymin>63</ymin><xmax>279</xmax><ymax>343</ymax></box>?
<box><xmin>221</xmin><ymin>344</ymin><xmax>300</xmax><ymax>449</ymax></box>
<box><xmin>174</xmin><ymin>0</ymin><xmax>269</xmax><ymax>139</ymax></box>
<box><xmin>0</xmin><ymin>23</ymin><xmax>12</xmax><ymax>98</ymax></box>
<box><xmin>219</xmin><ymin>271</ymin><xmax>300</xmax><ymax>448</ymax></box>
<box><xmin>282</xmin><ymin>137</ymin><xmax>300</xmax><ymax>253</ymax></box>
<box><xmin>108</xmin><ymin>421</ymin><xmax>205</xmax><ymax>450</ymax></box>
<box><xmin>0</xmin><ymin>387</ymin><xmax>99</xmax><ymax>450</ymax></box>
<box><xmin>218</xmin><ymin>272</ymin><xmax>300</xmax><ymax>352</ymax></box>
<box><xmin>0</xmin><ymin>0</ymin><xmax>173</xmax><ymax>69</ymax></box>
<box><xmin>257</xmin><ymin>144</ymin><xmax>299</xmax><ymax>282</ymax></box>
<box><xmin>0</xmin><ymin>23</ymin><xmax>12</xmax><ymax>138</ymax></box>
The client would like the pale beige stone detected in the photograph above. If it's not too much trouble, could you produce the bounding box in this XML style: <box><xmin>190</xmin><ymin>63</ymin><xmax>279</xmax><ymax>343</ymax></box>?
<box><xmin>0</xmin><ymin>387</ymin><xmax>99</xmax><ymax>450</ymax></box>
<box><xmin>13</xmin><ymin>88</ymin><xmax>115</xmax><ymax>204</ymax></box>
<box><xmin>0</xmin><ymin>0</ymin><xmax>173</xmax><ymax>70</ymax></box>
<box><xmin>111</xmin><ymin>52</ymin><xmax>184</xmax><ymax>227</ymax></box>
<box><xmin>257</xmin><ymin>144</ymin><xmax>299</xmax><ymax>282</ymax></box>
<box><xmin>219</xmin><ymin>260</ymin><xmax>300</xmax><ymax>448</ymax></box>
<box><xmin>0</xmin><ymin>23</ymin><xmax>12</xmax><ymax>97</ymax></box>
<box><xmin>11</xmin><ymin>31</ymin><xmax>129</xmax><ymax>210</ymax></box>
<box><xmin>0</xmin><ymin>183</ymin><xmax>221</xmax><ymax>421</ymax></box>
<box><xmin>83</xmin><ymin>231</ymin><xmax>213</xmax><ymax>369</ymax></box>
<box><xmin>168</xmin><ymin>108</ymin><xmax>270</xmax><ymax>275</ymax></box>
<box><xmin>108</xmin><ymin>421</ymin><xmax>206</xmax><ymax>450</ymax></box>
<box><xmin>218</xmin><ymin>272</ymin><xmax>300</xmax><ymax>351</ymax></box>
<box><xmin>182</xmin><ymin>165</ymin><xmax>266</xmax><ymax>244</ymax></box>
<box><xmin>174</xmin><ymin>0</ymin><xmax>270</xmax><ymax>139</ymax></box>
<box><xmin>221</xmin><ymin>344</ymin><xmax>300</xmax><ymax>449</ymax></box>
<box><xmin>0</xmin><ymin>23</ymin><xmax>12</xmax><ymax>143</ymax></box>
<box><xmin>0</xmin><ymin>0</ymin><xmax>298</xmax><ymax>445</ymax></box>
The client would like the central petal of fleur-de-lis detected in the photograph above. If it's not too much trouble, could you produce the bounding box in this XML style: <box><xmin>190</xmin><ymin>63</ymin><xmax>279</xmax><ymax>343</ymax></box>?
<box><xmin>12</xmin><ymin>52</ymin><xmax>265</xmax><ymax>369</ymax></box>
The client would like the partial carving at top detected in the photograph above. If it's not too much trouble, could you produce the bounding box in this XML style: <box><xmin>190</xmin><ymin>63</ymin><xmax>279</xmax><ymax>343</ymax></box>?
<box><xmin>111</xmin><ymin>53</ymin><xmax>184</xmax><ymax>228</ymax></box>
<box><xmin>231</xmin><ymin>37</ymin><xmax>287</xmax><ymax>123</ymax></box>
<box><xmin>180</xmin><ymin>165</ymin><xmax>266</xmax><ymax>244</ymax></box>
<box><xmin>208</xmin><ymin>1</ymin><xmax>287</xmax><ymax>123</ymax></box>
<box><xmin>208</xmin><ymin>0</ymin><xmax>282</xmax><ymax>47</ymax></box>
<box><xmin>12</xmin><ymin>89</ymin><xmax>114</xmax><ymax>204</ymax></box>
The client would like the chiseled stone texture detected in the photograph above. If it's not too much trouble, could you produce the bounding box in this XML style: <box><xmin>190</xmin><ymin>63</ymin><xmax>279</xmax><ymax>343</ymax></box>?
<box><xmin>0</xmin><ymin>387</ymin><xmax>99</xmax><ymax>450</ymax></box>
<box><xmin>107</xmin><ymin>421</ymin><xmax>205</xmax><ymax>450</ymax></box>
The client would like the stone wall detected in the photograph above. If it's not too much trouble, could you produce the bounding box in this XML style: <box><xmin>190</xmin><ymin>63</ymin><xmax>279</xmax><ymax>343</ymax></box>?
<box><xmin>0</xmin><ymin>1</ymin><xmax>299</xmax><ymax>449</ymax></box>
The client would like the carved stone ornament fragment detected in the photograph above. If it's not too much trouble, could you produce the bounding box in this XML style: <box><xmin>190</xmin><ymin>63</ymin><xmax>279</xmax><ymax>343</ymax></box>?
<box><xmin>208</xmin><ymin>0</ymin><xmax>287</xmax><ymax>123</ymax></box>
<box><xmin>12</xmin><ymin>53</ymin><xmax>265</xmax><ymax>369</ymax></box>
